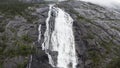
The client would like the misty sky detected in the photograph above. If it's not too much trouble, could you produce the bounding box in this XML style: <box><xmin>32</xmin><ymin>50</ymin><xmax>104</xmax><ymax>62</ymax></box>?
<box><xmin>80</xmin><ymin>0</ymin><xmax>120</xmax><ymax>8</ymax></box>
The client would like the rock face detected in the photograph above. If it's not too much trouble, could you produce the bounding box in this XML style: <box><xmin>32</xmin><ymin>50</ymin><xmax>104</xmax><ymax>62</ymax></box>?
<box><xmin>19</xmin><ymin>0</ymin><xmax>44</xmax><ymax>3</ymax></box>
<box><xmin>0</xmin><ymin>3</ymin><xmax>53</xmax><ymax>68</ymax></box>
<box><xmin>57</xmin><ymin>1</ymin><xmax>120</xmax><ymax>68</ymax></box>
<box><xmin>0</xmin><ymin>1</ymin><xmax>120</xmax><ymax>68</ymax></box>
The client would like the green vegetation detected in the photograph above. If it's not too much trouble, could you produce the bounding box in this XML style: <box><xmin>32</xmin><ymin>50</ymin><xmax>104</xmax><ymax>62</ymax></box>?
<box><xmin>0</xmin><ymin>32</ymin><xmax>35</xmax><ymax>67</ymax></box>
<box><xmin>9</xmin><ymin>28</ymin><xmax>16</xmax><ymax>33</ymax></box>
<box><xmin>17</xmin><ymin>60</ymin><xmax>28</xmax><ymax>68</ymax></box>
<box><xmin>0</xmin><ymin>62</ymin><xmax>3</xmax><ymax>68</ymax></box>
<box><xmin>16</xmin><ymin>42</ymin><xmax>34</xmax><ymax>56</ymax></box>
<box><xmin>0</xmin><ymin>34</ymin><xmax>34</xmax><ymax>57</ymax></box>
<box><xmin>0</xmin><ymin>26</ymin><xmax>5</xmax><ymax>32</ymax></box>
<box><xmin>67</xmin><ymin>8</ymin><xmax>93</xmax><ymax>23</ymax></box>
<box><xmin>0</xmin><ymin>0</ymin><xmax>20</xmax><ymax>4</ymax></box>
<box><xmin>0</xmin><ymin>1</ymin><xmax>39</xmax><ymax>22</ymax></box>
<box><xmin>84</xmin><ymin>33</ymin><xmax>95</xmax><ymax>39</ymax></box>
<box><xmin>77</xmin><ymin>15</ymin><xmax>92</xmax><ymax>23</ymax></box>
<box><xmin>0</xmin><ymin>20</ymin><xmax>6</xmax><ymax>33</ymax></box>
<box><xmin>0</xmin><ymin>1</ymin><xmax>38</xmax><ymax>67</ymax></box>
<box><xmin>1</xmin><ymin>34</ymin><xmax>7</xmax><ymax>42</ymax></box>
<box><xmin>0</xmin><ymin>3</ymin><xmax>32</xmax><ymax>15</ymax></box>
<box><xmin>4</xmin><ymin>43</ymin><xmax>33</xmax><ymax>57</ymax></box>
<box><xmin>22</xmin><ymin>13</ymin><xmax>39</xmax><ymax>23</ymax></box>
<box><xmin>111</xmin><ymin>26</ymin><xmax>120</xmax><ymax>32</ymax></box>
<box><xmin>21</xmin><ymin>34</ymin><xmax>33</xmax><ymax>43</ymax></box>
<box><xmin>0</xmin><ymin>0</ymin><xmax>34</xmax><ymax>18</ymax></box>
<box><xmin>106</xmin><ymin>58</ymin><xmax>120</xmax><ymax>68</ymax></box>
<box><xmin>100</xmin><ymin>41</ymin><xmax>112</xmax><ymax>53</ymax></box>
<box><xmin>88</xmin><ymin>50</ymin><xmax>103</xmax><ymax>68</ymax></box>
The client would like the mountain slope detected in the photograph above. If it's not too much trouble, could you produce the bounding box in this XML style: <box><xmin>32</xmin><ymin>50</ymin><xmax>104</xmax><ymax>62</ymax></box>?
<box><xmin>57</xmin><ymin>1</ymin><xmax>120</xmax><ymax>68</ymax></box>
<box><xmin>0</xmin><ymin>1</ymin><xmax>120</xmax><ymax>68</ymax></box>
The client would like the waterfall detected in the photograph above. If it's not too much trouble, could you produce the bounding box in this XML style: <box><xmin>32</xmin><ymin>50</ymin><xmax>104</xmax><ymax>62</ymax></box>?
<box><xmin>38</xmin><ymin>4</ymin><xmax>77</xmax><ymax>68</ymax></box>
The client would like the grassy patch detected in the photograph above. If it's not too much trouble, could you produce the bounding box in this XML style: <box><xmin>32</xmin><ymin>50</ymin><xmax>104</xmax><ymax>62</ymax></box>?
<box><xmin>77</xmin><ymin>15</ymin><xmax>92</xmax><ymax>23</ymax></box>
<box><xmin>21</xmin><ymin>34</ymin><xmax>33</xmax><ymax>43</ymax></box>
<box><xmin>99</xmin><ymin>40</ymin><xmax>115</xmax><ymax>54</ymax></box>
<box><xmin>17</xmin><ymin>43</ymin><xmax>33</xmax><ymax>56</ymax></box>
<box><xmin>3</xmin><ymin>41</ymin><xmax>34</xmax><ymax>58</ymax></box>
<box><xmin>9</xmin><ymin>28</ymin><xmax>16</xmax><ymax>33</ymax></box>
<box><xmin>84</xmin><ymin>33</ymin><xmax>95</xmax><ymax>39</ymax></box>
<box><xmin>0</xmin><ymin>3</ymin><xmax>33</xmax><ymax>16</ymax></box>
<box><xmin>1</xmin><ymin>34</ymin><xmax>8</xmax><ymax>42</ymax></box>
<box><xmin>88</xmin><ymin>50</ymin><xmax>102</xmax><ymax>68</ymax></box>
<box><xmin>106</xmin><ymin>58</ymin><xmax>120</xmax><ymax>68</ymax></box>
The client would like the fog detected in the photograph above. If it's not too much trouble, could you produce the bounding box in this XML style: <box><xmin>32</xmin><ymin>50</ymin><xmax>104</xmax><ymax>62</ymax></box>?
<box><xmin>80</xmin><ymin>0</ymin><xmax>120</xmax><ymax>8</ymax></box>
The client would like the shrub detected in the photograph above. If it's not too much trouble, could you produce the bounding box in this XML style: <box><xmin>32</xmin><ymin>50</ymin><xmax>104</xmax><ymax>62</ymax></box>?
<box><xmin>106</xmin><ymin>58</ymin><xmax>120</xmax><ymax>68</ymax></box>
<box><xmin>0</xmin><ymin>26</ymin><xmax>5</xmax><ymax>32</ymax></box>
<box><xmin>21</xmin><ymin>34</ymin><xmax>33</xmax><ymax>43</ymax></box>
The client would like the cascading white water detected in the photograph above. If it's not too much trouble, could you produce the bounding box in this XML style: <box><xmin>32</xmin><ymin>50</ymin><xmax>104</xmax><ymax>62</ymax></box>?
<box><xmin>52</xmin><ymin>7</ymin><xmax>77</xmax><ymax>68</ymax></box>
<box><xmin>41</xmin><ymin>4</ymin><xmax>56</xmax><ymax>67</ymax></box>
<box><xmin>38</xmin><ymin>4</ymin><xmax>77</xmax><ymax>68</ymax></box>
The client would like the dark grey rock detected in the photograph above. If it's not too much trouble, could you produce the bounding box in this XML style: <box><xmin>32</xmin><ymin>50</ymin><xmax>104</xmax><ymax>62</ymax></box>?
<box><xmin>58</xmin><ymin>1</ymin><xmax>120</xmax><ymax>68</ymax></box>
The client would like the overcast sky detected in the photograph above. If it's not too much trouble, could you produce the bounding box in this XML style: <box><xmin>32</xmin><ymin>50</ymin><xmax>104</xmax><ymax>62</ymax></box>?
<box><xmin>80</xmin><ymin>0</ymin><xmax>120</xmax><ymax>8</ymax></box>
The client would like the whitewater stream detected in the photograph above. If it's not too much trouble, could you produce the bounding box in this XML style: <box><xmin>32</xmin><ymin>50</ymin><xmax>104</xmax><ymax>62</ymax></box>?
<box><xmin>38</xmin><ymin>4</ymin><xmax>77</xmax><ymax>68</ymax></box>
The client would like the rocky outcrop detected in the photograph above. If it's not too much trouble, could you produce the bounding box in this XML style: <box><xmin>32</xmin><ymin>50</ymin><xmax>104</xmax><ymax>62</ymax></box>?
<box><xmin>0</xmin><ymin>4</ymin><xmax>39</xmax><ymax>68</ymax></box>
<box><xmin>0</xmin><ymin>1</ymin><xmax>120</xmax><ymax>68</ymax></box>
